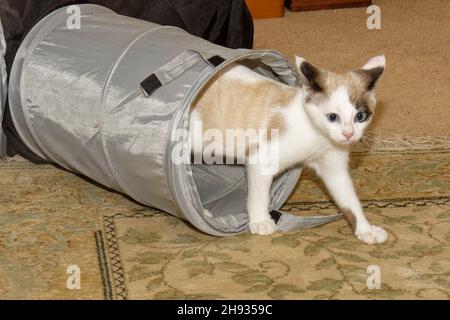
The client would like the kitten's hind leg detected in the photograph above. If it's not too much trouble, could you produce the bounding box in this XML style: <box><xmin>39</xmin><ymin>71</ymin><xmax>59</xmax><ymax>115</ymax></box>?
<box><xmin>246</xmin><ymin>164</ymin><xmax>277</xmax><ymax>236</ymax></box>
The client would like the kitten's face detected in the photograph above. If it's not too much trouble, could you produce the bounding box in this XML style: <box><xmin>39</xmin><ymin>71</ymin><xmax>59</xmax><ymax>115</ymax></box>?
<box><xmin>296</xmin><ymin>55</ymin><xmax>385</xmax><ymax>145</ymax></box>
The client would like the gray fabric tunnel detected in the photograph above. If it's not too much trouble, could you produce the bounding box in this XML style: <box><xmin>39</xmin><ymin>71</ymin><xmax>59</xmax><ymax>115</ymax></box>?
<box><xmin>7</xmin><ymin>4</ymin><xmax>341</xmax><ymax>236</ymax></box>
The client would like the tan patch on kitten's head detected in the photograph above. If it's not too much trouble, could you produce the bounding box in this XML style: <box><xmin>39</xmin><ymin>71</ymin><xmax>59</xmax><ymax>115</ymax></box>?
<box><xmin>323</xmin><ymin>71</ymin><xmax>380</xmax><ymax>113</ymax></box>
<box><xmin>295</xmin><ymin>55</ymin><xmax>385</xmax><ymax>112</ymax></box>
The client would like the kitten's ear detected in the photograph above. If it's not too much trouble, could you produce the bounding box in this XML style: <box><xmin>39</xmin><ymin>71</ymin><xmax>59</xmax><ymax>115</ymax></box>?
<box><xmin>295</xmin><ymin>55</ymin><xmax>324</xmax><ymax>92</ymax></box>
<box><xmin>362</xmin><ymin>55</ymin><xmax>386</xmax><ymax>70</ymax></box>
<box><xmin>361</xmin><ymin>55</ymin><xmax>386</xmax><ymax>90</ymax></box>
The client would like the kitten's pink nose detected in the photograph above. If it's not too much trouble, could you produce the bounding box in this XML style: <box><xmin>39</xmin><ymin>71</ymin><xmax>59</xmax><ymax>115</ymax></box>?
<box><xmin>342</xmin><ymin>131</ymin><xmax>354</xmax><ymax>140</ymax></box>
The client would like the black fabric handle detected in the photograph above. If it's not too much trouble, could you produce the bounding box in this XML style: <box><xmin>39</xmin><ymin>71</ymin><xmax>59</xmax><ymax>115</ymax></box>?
<box><xmin>140</xmin><ymin>53</ymin><xmax>226</xmax><ymax>98</ymax></box>
<box><xmin>207</xmin><ymin>55</ymin><xmax>226</xmax><ymax>67</ymax></box>
<box><xmin>140</xmin><ymin>74</ymin><xmax>163</xmax><ymax>98</ymax></box>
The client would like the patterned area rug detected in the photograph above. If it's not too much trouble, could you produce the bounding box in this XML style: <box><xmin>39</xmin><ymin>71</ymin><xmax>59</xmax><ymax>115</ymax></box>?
<box><xmin>1</xmin><ymin>139</ymin><xmax>449</xmax><ymax>299</ymax></box>
<box><xmin>98</xmin><ymin>143</ymin><xmax>450</xmax><ymax>300</ymax></box>
<box><xmin>0</xmin><ymin>159</ymin><xmax>146</xmax><ymax>299</ymax></box>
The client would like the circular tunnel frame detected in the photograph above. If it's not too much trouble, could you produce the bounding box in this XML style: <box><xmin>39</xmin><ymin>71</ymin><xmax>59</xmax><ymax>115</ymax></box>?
<box><xmin>167</xmin><ymin>52</ymin><xmax>303</xmax><ymax>237</ymax></box>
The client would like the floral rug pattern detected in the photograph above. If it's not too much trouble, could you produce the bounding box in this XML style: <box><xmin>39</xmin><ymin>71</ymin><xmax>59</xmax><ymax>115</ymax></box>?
<box><xmin>99</xmin><ymin>148</ymin><xmax>450</xmax><ymax>299</ymax></box>
<box><xmin>1</xmin><ymin>145</ymin><xmax>449</xmax><ymax>299</ymax></box>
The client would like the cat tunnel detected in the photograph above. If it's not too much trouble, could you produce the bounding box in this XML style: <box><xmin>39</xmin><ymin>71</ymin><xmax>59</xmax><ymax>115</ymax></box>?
<box><xmin>7</xmin><ymin>4</ymin><xmax>341</xmax><ymax>236</ymax></box>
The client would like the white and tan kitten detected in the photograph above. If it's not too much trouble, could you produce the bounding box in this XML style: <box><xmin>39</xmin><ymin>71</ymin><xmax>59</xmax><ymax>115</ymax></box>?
<box><xmin>190</xmin><ymin>55</ymin><xmax>387</xmax><ymax>245</ymax></box>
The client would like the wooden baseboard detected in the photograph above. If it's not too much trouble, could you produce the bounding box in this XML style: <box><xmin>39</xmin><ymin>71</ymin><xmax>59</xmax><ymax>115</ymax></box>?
<box><xmin>245</xmin><ymin>0</ymin><xmax>284</xmax><ymax>19</ymax></box>
<box><xmin>286</xmin><ymin>0</ymin><xmax>372</xmax><ymax>12</ymax></box>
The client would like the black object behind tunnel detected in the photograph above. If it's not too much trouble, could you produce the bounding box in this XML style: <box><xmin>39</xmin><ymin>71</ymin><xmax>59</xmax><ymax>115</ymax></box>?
<box><xmin>0</xmin><ymin>0</ymin><xmax>254</xmax><ymax>73</ymax></box>
<box><xmin>0</xmin><ymin>0</ymin><xmax>254</xmax><ymax>160</ymax></box>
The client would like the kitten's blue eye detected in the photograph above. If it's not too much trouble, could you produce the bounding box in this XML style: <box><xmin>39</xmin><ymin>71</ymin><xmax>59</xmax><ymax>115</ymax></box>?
<box><xmin>327</xmin><ymin>113</ymin><xmax>339</xmax><ymax>122</ymax></box>
<box><xmin>355</xmin><ymin>112</ymin><xmax>369</xmax><ymax>123</ymax></box>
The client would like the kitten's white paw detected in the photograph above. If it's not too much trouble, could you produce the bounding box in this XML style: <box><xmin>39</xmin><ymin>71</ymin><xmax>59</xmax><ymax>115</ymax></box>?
<box><xmin>249</xmin><ymin>219</ymin><xmax>277</xmax><ymax>236</ymax></box>
<box><xmin>356</xmin><ymin>225</ymin><xmax>388</xmax><ymax>245</ymax></box>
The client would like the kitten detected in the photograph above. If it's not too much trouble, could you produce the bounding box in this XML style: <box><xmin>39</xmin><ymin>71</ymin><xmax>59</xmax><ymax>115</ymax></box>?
<box><xmin>190</xmin><ymin>55</ymin><xmax>387</xmax><ymax>245</ymax></box>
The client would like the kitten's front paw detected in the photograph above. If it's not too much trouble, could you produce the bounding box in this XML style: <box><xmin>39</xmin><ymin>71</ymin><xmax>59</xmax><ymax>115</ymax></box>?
<box><xmin>356</xmin><ymin>225</ymin><xmax>388</xmax><ymax>245</ymax></box>
<box><xmin>249</xmin><ymin>219</ymin><xmax>277</xmax><ymax>236</ymax></box>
